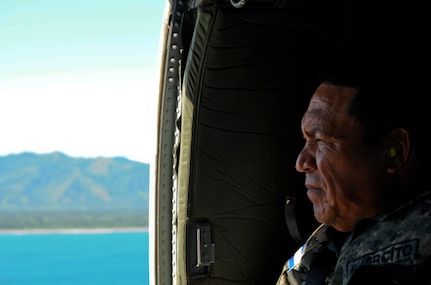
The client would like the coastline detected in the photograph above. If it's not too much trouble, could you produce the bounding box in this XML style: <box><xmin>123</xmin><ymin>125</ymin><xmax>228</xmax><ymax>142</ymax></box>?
<box><xmin>0</xmin><ymin>227</ymin><xmax>149</xmax><ymax>235</ymax></box>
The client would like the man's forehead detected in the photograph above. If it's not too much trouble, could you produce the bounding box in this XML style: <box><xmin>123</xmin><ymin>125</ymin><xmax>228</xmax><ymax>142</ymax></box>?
<box><xmin>308</xmin><ymin>84</ymin><xmax>356</xmax><ymax>112</ymax></box>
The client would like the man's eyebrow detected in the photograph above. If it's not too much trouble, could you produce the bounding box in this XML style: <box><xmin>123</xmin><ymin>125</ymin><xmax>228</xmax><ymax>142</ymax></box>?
<box><xmin>303</xmin><ymin>119</ymin><xmax>347</xmax><ymax>140</ymax></box>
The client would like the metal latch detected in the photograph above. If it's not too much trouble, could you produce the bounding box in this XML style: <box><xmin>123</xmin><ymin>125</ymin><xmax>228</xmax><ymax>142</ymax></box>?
<box><xmin>195</xmin><ymin>223</ymin><xmax>215</xmax><ymax>267</ymax></box>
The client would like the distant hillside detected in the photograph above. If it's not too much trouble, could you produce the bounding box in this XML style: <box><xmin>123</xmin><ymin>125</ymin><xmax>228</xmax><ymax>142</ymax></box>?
<box><xmin>0</xmin><ymin>151</ymin><xmax>150</xmax><ymax>211</ymax></box>
<box><xmin>0</xmin><ymin>152</ymin><xmax>150</xmax><ymax>229</ymax></box>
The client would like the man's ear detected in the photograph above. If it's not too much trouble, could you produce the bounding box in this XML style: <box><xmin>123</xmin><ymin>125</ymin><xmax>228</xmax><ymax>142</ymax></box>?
<box><xmin>386</xmin><ymin>128</ymin><xmax>410</xmax><ymax>174</ymax></box>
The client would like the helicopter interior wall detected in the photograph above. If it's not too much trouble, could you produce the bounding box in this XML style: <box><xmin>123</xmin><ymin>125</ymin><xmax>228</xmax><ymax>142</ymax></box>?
<box><xmin>165</xmin><ymin>0</ymin><xmax>429</xmax><ymax>284</ymax></box>
<box><xmin>177</xmin><ymin>3</ymin><xmax>325</xmax><ymax>284</ymax></box>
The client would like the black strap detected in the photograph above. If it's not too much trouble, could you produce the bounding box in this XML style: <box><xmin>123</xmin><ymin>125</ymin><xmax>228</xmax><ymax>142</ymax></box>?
<box><xmin>285</xmin><ymin>196</ymin><xmax>304</xmax><ymax>245</ymax></box>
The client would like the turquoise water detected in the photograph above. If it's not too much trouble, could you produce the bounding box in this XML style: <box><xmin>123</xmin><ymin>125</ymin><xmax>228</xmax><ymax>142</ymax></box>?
<box><xmin>0</xmin><ymin>231</ymin><xmax>149</xmax><ymax>285</ymax></box>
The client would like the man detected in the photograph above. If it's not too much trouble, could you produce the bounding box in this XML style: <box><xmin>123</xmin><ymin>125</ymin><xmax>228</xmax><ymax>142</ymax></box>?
<box><xmin>276</xmin><ymin>66</ymin><xmax>431</xmax><ymax>285</ymax></box>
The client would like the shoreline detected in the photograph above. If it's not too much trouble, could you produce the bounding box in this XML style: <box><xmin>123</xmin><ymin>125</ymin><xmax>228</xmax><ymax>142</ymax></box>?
<box><xmin>0</xmin><ymin>227</ymin><xmax>149</xmax><ymax>235</ymax></box>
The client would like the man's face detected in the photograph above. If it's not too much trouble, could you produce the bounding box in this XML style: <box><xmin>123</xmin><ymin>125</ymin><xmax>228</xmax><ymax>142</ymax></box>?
<box><xmin>296</xmin><ymin>83</ymin><xmax>388</xmax><ymax>232</ymax></box>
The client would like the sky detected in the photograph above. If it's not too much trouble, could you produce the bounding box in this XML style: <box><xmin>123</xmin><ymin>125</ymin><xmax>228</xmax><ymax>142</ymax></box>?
<box><xmin>0</xmin><ymin>0</ymin><xmax>168</xmax><ymax>164</ymax></box>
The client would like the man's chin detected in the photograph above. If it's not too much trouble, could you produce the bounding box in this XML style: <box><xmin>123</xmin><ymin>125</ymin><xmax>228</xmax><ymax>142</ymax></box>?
<box><xmin>312</xmin><ymin>205</ymin><xmax>330</xmax><ymax>225</ymax></box>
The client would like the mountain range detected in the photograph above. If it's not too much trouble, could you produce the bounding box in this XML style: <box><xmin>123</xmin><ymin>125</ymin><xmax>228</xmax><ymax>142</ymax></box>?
<box><xmin>0</xmin><ymin>152</ymin><xmax>150</xmax><ymax>229</ymax></box>
<box><xmin>0</xmin><ymin>151</ymin><xmax>150</xmax><ymax>211</ymax></box>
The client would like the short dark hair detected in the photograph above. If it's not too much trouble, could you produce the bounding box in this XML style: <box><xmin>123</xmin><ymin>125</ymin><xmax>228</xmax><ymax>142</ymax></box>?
<box><xmin>317</xmin><ymin>61</ymin><xmax>425</xmax><ymax>157</ymax></box>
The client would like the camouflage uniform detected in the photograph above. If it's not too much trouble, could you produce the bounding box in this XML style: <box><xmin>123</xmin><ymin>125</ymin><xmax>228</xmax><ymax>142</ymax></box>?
<box><xmin>276</xmin><ymin>190</ymin><xmax>431</xmax><ymax>285</ymax></box>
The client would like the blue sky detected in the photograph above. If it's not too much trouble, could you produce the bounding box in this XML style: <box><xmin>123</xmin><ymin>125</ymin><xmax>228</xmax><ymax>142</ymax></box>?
<box><xmin>0</xmin><ymin>0</ymin><xmax>167</xmax><ymax>164</ymax></box>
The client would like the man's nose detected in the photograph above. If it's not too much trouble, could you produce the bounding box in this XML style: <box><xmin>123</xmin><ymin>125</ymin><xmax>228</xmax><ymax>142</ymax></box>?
<box><xmin>295</xmin><ymin>146</ymin><xmax>316</xmax><ymax>173</ymax></box>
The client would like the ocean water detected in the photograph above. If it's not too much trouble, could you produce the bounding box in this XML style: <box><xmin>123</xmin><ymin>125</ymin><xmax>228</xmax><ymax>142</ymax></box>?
<box><xmin>0</xmin><ymin>230</ymin><xmax>149</xmax><ymax>285</ymax></box>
